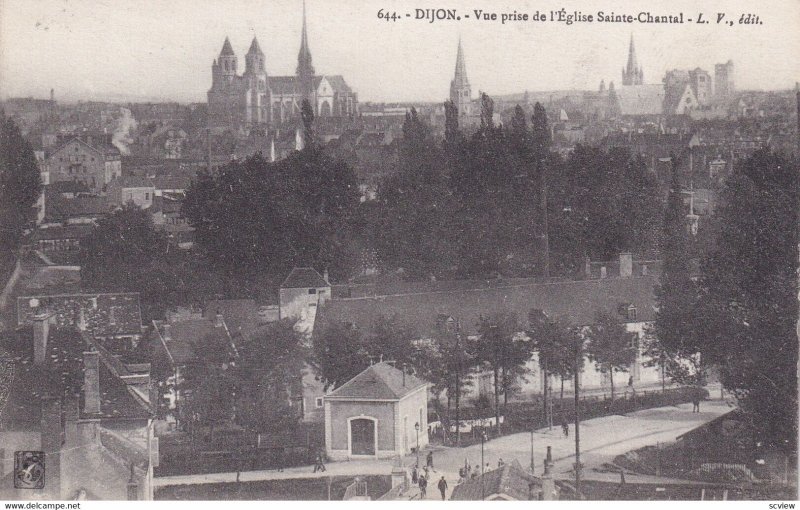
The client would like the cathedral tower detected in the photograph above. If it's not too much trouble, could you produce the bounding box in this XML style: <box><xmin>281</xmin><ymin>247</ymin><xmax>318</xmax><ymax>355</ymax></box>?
<box><xmin>621</xmin><ymin>35</ymin><xmax>644</xmax><ymax>86</ymax></box>
<box><xmin>449</xmin><ymin>38</ymin><xmax>472</xmax><ymax>119</ymax></box>
<box><xmin>244</xmin><ymin>36</ymin><xmax>268</xmax><ymax>125</ymax></box>
<box><xmin>296</xmin><ymin>0</ymin><xmax>316</xmax><ymax>101</ymax></box>
<box><xmin>218</xmin><ymin>36</ymin><xmax>238</xmax><ymax>83</ymax></box>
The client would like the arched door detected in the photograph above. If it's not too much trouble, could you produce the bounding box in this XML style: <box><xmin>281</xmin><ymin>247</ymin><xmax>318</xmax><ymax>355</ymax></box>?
<box><xmin>350</xmin><ymin>418</ymin><xmax>376</xmax><ymax>456</ymax></box>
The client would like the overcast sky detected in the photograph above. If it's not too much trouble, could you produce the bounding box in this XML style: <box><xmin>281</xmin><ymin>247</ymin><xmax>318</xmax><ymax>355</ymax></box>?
<box><xmin>1</xmin><ymin>0</ymin><xmax>798</xmax><ymax>104</ymax></box>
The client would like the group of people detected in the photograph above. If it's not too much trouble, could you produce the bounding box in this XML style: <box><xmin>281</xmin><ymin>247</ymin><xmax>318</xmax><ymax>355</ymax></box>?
<box><xmin>410</xmin><ymin>452</ymin><xmax>448</xmax><ymax>500</ymax></box>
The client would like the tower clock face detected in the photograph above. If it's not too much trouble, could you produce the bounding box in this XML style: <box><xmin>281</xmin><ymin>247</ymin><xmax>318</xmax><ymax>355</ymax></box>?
<box><xmin>14</xmin><ymin>451</ymin><xmax>45</xmax><ymax>489</ymax></box>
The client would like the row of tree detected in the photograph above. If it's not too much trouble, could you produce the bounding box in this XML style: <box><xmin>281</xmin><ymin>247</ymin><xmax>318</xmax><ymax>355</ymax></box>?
<box><xmin>313</xmin><ymin>307</ymin><xmax>637</xmax><ymax>441</ymax></box>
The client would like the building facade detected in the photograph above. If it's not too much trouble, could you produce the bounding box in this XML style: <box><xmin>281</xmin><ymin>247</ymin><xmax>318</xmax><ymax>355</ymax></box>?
<box><xmin>45</xmin><ymin>136</ymin><xmax>122</xmax><ymax>193</ymax></box>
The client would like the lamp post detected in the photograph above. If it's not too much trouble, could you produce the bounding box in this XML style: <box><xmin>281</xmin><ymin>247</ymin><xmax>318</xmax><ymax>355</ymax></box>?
<box><xmin>414</xmin><ymin>422</ymin><xmax>420</xmax><ymax>468</ymax></box>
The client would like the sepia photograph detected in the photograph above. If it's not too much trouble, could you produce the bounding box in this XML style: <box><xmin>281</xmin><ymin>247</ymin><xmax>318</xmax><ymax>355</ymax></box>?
<box><xmin>0</xmin><ymin>0</ymin><xmax>798</xmax><ymax>504</ymax></box>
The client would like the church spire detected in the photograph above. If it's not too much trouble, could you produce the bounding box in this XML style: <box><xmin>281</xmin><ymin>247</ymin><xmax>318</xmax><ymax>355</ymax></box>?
<box><xmin>297</xmin><ymin>0</ymin><xmax>315</xmax><ymax>96</ymax></box>
<box><xmin>453</xmin><ymin>37</ymin><xmax>469</xmax><ymax>89</ymax></box>
<box><xmin>622</xmin><ymin>34</ymin><xmax>643</xmax><ymax>86</ymax></box>
<box><xmin>626</xmin><ymin>34</ymin><xmax>638</xmax><ymax>75</ymax></box>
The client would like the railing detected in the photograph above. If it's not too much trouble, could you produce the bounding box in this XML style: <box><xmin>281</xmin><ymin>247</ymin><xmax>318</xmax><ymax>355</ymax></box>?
<box><xmin>698</xmin><ymin>463</ymin><xmax>754</xmax><ymax>481</ymax></box>
<box><xmin>343</xmin><ymin>478</ymin><xmax>368</xmax><ymax>500</ymax></box>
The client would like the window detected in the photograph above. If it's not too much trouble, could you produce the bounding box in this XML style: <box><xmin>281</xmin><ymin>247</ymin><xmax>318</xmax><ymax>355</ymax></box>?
<box><xmin>308</xmin><ymin>288</ymin><xmax>317</xmax><ymax>295</ymax></box>
<box><xmin>145</xmin><ymin>193</ymin><xmax>150</xmax><ymax>200</ymax></box>
<box><xmin>315</xmin><ymin>397</ymin><xmax>323</xmax><ymax>408</ymax></box>
<box><xmin>627</xmin><ymin>305</ymin><xmax>637</xmax><ymax>321</ymax></box>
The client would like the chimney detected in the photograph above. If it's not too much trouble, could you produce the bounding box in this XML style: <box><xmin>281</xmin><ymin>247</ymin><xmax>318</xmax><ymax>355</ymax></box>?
<box><xmin>83</xmin><ymin>350</ymin><xmax>101</xmax><ymax>414</ymax></box>
<box><xmin>619</xmin><ymin>252</ymin><xmax>633</xmax><ymax>278</ymax></box>
<box><xmin>32</xmin><ymin>313</ymin><xmax>50</xmax><ymax>365</ymax></box>
<box><xmin>214</xmin><ymin>311</ymin><xmax>224</xmax><ymax>328</ymax></box>
<box><xmin>323</xmin><ymin>268</ymin><xmax>330</xmax><ymax>284</ymax></box>
<box><xmin>162</xmin><ymin>324</ymin><xmax>171</xmax><ymax>340</ymax></box>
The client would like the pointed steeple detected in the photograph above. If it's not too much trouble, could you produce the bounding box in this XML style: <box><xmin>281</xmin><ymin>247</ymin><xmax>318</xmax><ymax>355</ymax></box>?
<box><xmin>453</xmin><ymin>37</ymin><xmax>469</xmax><ymax>88</ymax></box>
<box><xmin>247</xmin><ymin>36</ymin><xmax>263</xmax><ymax>55</ymax></box>
<box><xmin>297</xmin><ymin>0</ymin><xmax>315</xmax><ymax>77</ymax></box>
<box><xmin>626</xmin><ymin>34</ymin><xmax>638</xmax><ymax>75</ymax></box>
<box><xmin>220</xmin><ymin>36</ymin><xmax>235</xmax><ymax>56</ymax></box>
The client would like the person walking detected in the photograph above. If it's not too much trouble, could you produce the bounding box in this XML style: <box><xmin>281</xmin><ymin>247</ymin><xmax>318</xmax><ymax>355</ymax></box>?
<box><xmin>561</xmin><ymin>416</ymin><xmax>569</xmax><ymax>437</ymax></box>
<box><xmin>692</xmin><ymin>388</ymin><xmax>701</xmax><ymax>413</ymax></box>
<box><xmin>412</xmin><ymin>465</ymin><xmax>419</xmax><ymax>484</ymax></box>
<box><xmin>312</xmin><ymin>450</ymin><xmax>326</xmax><ymax>473</ymax></box>
<box><xmin>437</xmin><ymin>476</ymin><xmax>448</xmax><ymax>501</ymax></box>
<box><xmin>418</xmin><ymin>474</ymin><xmax>427</xmax><ymax>498</ymax></box>
<box><xmin>497</xmin><ymin>458</ymin><xmax>505</xmax><ymax>468</ymax></box>
<box><xmin>426</xmin><ymin>451</ymin><xmax>435</xmax><ymax>472</ymax></box>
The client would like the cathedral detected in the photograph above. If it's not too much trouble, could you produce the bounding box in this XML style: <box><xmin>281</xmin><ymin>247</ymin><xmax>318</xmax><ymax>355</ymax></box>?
<box><xmin>207</xmin><ymin>3</ymin><xmax>358</xmax><ymax>131</ymax></box>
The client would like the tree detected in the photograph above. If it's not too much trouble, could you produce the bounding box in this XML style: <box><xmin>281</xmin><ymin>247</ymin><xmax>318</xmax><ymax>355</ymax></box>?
<box><xmin>650</xmin><ymin>161</ymin><xmax>701</xmax><ymax>386</ymax></box>
<box><xmin>528</xmin><ymin>309</ymin><xmax>579</xmax><ymax>425</ymax></box>
<box><xmin>584</xmin><ymin>311</ymin><xmax>636</xmax><ymax>400</ymax></box>
<box><xmin>695</xmin><ymin>150</ymin><xmax>798</xmax><ymax>448</ymax></box>
<box><xmin>0</xmin><ymin>113</ymin><xmax>41</xmax><ymax>259</ymax></box>
<box><xmin>474</xmin><ymin>312</ymin><xmax>530</xmax><ymax>434</ymax></box>
<box><xmin>234</xmin><ymin>319</ymin><xmax>307</xmax><ymax>433</ymax></box>
<box><xmin>376</xmin><ymin>108</ymin><xmax>457</xmax><ymax>278</ymax></box>
<box><xmin>81</xmin><ymin>203</ymin><xmax>175</xmax><ymax>320</ymax></box>
<box><xmin>179</xmin><ymin>364</ymin><xmax>237</xmax><ymax>442</ymax></box>
<box><xmin>312</xmin><ymin>321</ymin><xmax>369</xmax><ymax>390</ymax></box>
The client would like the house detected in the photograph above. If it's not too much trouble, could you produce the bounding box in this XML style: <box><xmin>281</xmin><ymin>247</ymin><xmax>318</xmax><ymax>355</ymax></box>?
<box><xmin>16</xmin><ymin>292</ymin><xmax>143</xmax><ymax>354</ymax></box>
<box><xmin>279</xmin><ymin>267</ymin><xmax>331</xmax><ymax>334</ymax></box>
<box><xmin>450</xmin><ymin>460</ymin><xmax>540</xmax><ymax>501</ymax></box>
<box><xmin>107</xmin><ymin>175</ymin><xmax>155</xmax><ymax>209</ymax></box>
<box><xmin>44</xmin><ymin>135</ymin><xmax>122</xmax><ymax>193</ymax></box>
<box><xmin>27</xmin><ymin>224</ymin><xmax>94</xmax><ymax>254</ymax></box>
<box><xmin>0</xmin><ymin>320</ymin><xmax>155</xmax><ymax>500</ymax></box>
<box><xmin>324</xmin><ymin>362</ymin><xmax>429</xmax><ymax>460</ymax></box>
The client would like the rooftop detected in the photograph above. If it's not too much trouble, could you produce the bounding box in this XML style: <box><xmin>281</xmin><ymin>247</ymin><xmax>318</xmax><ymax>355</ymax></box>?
<box><xmin>281</xmin><ymin>267</ymin><xmax>329</xmax><ymax>289</ymax></box>
<box><xmin>327</xmin><ymin>361</ymin><xmax>428</xmax><ymax>401</ymax></box>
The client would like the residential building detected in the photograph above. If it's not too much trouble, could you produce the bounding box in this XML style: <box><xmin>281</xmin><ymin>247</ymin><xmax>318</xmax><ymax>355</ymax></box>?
<box><xmin>45</xmin><ymin>135</ymin><xmax>122</xmax><ymax>193</ymax></box>
<box><xmin>107</xmin><ymin>176</ymin><xmax>155</xmax><ymax>209</ymax></box>
<box><xmin>279</xmin><ymin>267</ymin><xmax>331</xmax><ymax>334</ymax></box>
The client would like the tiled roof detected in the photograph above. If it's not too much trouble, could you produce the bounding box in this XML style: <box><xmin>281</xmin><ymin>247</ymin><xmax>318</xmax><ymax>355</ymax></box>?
<box><xmin>156</xmin><ymin>318</ymin><xmax>234</xmax><ymax>365</ymax></box>
<box><xmin>450</xmin><ymin>460</ymin><xmax>536</xmax><ymax>501</ymax></box>
<box><xmin>281</xmin><ymin>267</ymin><xmax>329</xmax><ymax>289</ymax></box>
<box><xmin>317</xmin><ymin>277</ymin><xmax>657</xmax><ymax>339</ymax></box>
<box><xmin>110</xmin><ymin>175</ymin><xmax>154</xmax><ymax>188</ymax></box>
<box><xmin>29</xmin><ymin>224</ymin><xmax>94</xmax><ymax>242</ymax></box>
<box><xmin>327</xmin><ymin>362</ymin><xmax>427</xmax><ymax>400</ymax></box>
<box><xmin>43</xmin><ymin>193</ymin><xmax>111</xmax><ymax>222</ymax></box>
<box><xmin>151</xmin><ymin>174</ymin><xmax>191</xmax><ymax>190</ymax></box>
<box><xmin>203</xmin><ymin>299</ymin><xmax>258</xmax><ymax>338</ymax></box>
<box><xmin>17</xmin><ymin>293</ymin><xmax>143</xmax><ymax>337</ymax></box>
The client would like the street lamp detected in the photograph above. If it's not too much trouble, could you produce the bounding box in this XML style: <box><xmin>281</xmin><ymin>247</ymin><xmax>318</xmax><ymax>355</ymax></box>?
<box><xmin>480</xmin><ymin>430</ymin><xmax>488</xmax><ymax>500</ymax></box>
<box><xmin>414</xmin><ymin>422</ymin><xmax>420</xmax><ymax>468</ymax></box>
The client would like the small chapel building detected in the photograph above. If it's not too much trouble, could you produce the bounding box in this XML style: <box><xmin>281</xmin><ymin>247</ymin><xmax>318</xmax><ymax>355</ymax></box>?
<box><xmin>324</xmin><ymin>362</ymin><xmax>429</xmax><ymax>460</ymax></box>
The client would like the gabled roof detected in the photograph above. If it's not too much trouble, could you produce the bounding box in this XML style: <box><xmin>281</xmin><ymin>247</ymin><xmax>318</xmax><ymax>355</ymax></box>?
<box><xmin>155</xmin><ymin>318</ymin><xmax>235</xmax><ymax>365</ymax></box>
<box><xmin>315</xmin><ymin>75</ymin><xmax>353</xmax><ymax>94</ymax></box>
<box><xmin>203</xmin><ymin>299</ymin><xmax>259</xmax><ymax>338</ymax></box>
<box><xmin>281</xmin><ymin>267</ymin><xmax>328</xmax><ymax>289</ymax></box>
<box><xmin>326</xmin><ymin>362</ymin><xmax>427</xmax><ymax>400</ymax></box>
<box><xmin>450</xmin><ymin>460</ymin><xmax>536</xmax><ymax>501</ymax></box>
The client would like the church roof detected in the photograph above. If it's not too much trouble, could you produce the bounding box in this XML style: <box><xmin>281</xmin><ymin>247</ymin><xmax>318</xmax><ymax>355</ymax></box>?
<box><xmin>326</xmin><ymin>362</ymin><xmax>428</xmax><ymax>400</ymax></box>
<box><xmin>616</xmin><ymin>84</ymin><xmax>665</xmax><ymax>116</ymax></box>
<box><xmin>220</xmin><ymin>37</ymin><xmax>235</xmax><ymax>56</ymax></box>
<box><xmin>270</xmin><ymin>76</ymin><xmax>299</xmax><ymax>94</ymax></box>
<box><xmin>315</xmin><ymin>75</ymin><xmax>353</xmax><ymax>94</ymax></box>
<box><xmin>452</xmin><ymin>38</ymin><xmax>469</xmax><ymax>88</ymax></box>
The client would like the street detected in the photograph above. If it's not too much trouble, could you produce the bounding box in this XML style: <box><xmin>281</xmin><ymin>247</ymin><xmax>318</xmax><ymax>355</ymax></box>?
<box><xmin>154</xmin><ymin>399</ymin><xmax>732</xmax><ymax>500</ymax></box>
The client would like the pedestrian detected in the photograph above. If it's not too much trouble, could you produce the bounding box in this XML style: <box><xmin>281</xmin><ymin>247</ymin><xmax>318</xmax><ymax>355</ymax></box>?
<box><xmin>485</xmin><ymin>462</ymin><xmax>491</xmax><ymax>472</ymax></box>
<box><xmin>313</xmin><ymin>450</ymin><xmax>326</xmax><ymax>473</ymax></box>
<box><xmin>561</xmin><ymin>416</ymin><xmax>569</xmax><ymax>437</ymax></box>
<box><xmin>418</xmin><ymin>474</ymin><xmax>427</xmax><ymax>498</ymax></box>
<box><xmin>437</xmin><ymin>476</ymin><xmax>448</xmax><ymax>501</ymax></box>
<box><xmin>497</xmin><ymin>458</ymin><xmax>505</xmax><ymax>468</ymax></box>
<box><xmin>412</xmin><ymin>465</ymin><xmax>418</xmax><ymax>484</ymax></box>
<box><xmin>426</xmin><ymin>451</ymin><xmax>435</xmax><ymax>472</ymax></box>
<box><xmin>423</xmin><ymin>465</ymin><xmax>430</xmax><ymax>480</ymax></box>
<box><xmin>692</xmin><ymin>388</ymin><xmax>700</xmax><ymax>413</ymax></box>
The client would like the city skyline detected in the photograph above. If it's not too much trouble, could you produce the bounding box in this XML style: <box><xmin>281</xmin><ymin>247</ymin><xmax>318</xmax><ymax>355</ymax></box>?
<box><xmin>1</xmin><ymin>0</ymin><xmax>799</xmax><ymax>104</ymax></box>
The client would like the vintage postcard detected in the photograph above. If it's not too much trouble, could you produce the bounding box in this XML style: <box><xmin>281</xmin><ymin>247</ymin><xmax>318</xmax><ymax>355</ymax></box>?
<box><xmin>0</xmin><ymin>0</ymin><xmax>798</xmax><ymax>504</ymax></box>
